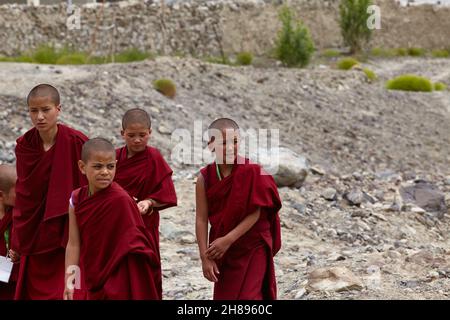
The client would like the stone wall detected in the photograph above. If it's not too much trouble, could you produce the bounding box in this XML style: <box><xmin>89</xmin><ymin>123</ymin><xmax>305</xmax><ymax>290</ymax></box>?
<box><xmin>0</xmin><ymin>0</ymin><xmax>449</xmax><ymax>57</ymax></box>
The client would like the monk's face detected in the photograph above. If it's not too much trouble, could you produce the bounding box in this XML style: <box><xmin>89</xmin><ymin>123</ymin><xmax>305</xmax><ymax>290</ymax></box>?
<box><xmin>79</xmin><ymin>151</ymin><xmax>116</xmax><ymax>194</ymax></box>
<box><xmin>121</xmin><ymin>123</ymin><xmax>151</xmax><ymax>157</ymax></box>
<box><xmin>28</xmin><ymin>96</ymin><xmax>60</xmax><ymax>133</ymax></box>
<box><xmin>211</xmin><ymin>128</ymin><xmax>240</xmax><ymax>165</ymax></box>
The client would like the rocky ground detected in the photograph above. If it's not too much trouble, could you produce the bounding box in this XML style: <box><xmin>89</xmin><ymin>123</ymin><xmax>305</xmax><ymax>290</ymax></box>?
<box><xmin>0</xmin><ymin>56</ymin><xmax>449</xmax><ymax>299</ymax></box>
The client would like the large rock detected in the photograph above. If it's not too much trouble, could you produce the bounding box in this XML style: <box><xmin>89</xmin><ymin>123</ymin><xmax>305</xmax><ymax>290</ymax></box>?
<box><xmin>307</xmin><ymin>267</ymin><xmax>364</xmax><ymax>292</ymax></box>
<box><xmin>251</xmin><ymin>147</ymin><xmax>308</xmax><ymax>188</ymax></box>
<box><xmin>400</xmin><ymin>180</ymin><xmax>447</xmax><ymax>218</ymax></box>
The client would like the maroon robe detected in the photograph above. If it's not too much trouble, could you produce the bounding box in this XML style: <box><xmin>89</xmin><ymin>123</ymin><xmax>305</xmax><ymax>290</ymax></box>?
<box><xmin>13</xmin><ymin>124</ymin><xmax>87</xmax><ymax>300</ymax></box>
<box><xmin>0</xmin><ymin>208</ymin><xmax>19</xmax><ymax>299</ymax></box>
<box><xmin>115</xmin><ymin>146</ymin><xmax>177</xmax><ymax>296</ymax></box>
<box><xmin>72</xmin><ymin>182</ymin><xmax>160</xmax><ymax>300</ymax></box>
<box><xmin>200</xmin><ymin>157</ymin><xmax>282</xmax><ymax>300</ymax></box>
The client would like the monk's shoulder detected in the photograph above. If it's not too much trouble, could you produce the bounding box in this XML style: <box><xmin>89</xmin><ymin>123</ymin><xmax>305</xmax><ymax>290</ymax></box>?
<box><xmin>147</xmin><ymin>146</ymin><xmax>166</xmax><ymax>162</ymax></box>
<box><xmin>62</xmin><ymin>125</ymin><xmax>88</xmax><ymax>143</ymax></box>
<box><xmin>16</xmin><ymin>127</ymin><xmax>37</xmax><ymax>146</ymax></box>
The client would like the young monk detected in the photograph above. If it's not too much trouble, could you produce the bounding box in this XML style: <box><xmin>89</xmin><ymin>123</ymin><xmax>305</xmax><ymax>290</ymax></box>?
<box><xmin>195</xmin><ymin>118</ymin><xmax>282</xmax><ymax>300</ymax></box>
<box><xmin>64</xmin><ymin>138</ymin><xmax>160</xmax><ymax>300</ymax></box>
<box><xmin>0</xmin><ymin>164</ymin><xmax>19</xmax><ymax>299</ymax></box>
<box><xmin>12</xmin><ymin>84</ymin><xmax>88</xmax><ymax>300</ymax></box>
<box><xmin>114</xmin><ymin>108</ymin><xmax>177</xmax><ymax>299</ymax></box>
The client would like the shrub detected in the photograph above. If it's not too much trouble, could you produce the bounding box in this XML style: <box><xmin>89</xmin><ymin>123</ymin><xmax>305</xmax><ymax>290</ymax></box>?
<box><xmin>339</xmin><ymin>0</ymin><xmax>373</xmax><ymax>54</ymax></box>
<box><xmin>431</xmin><ymin>49</ymin><xmax>450</xmax><ymax>58</ymax></box>
<box><xmin>386</xmin><ymin>74</ymin><xmax>433</xmax><ymax>92</ymax></box>
<box><xmin>113</xmin><ymin>48</ymin><xmax>152</xmax><ymax>63</ymax></box>
<box><xmin>363</xmin><ymin>68</ymin><xmax>377</xmax><ymax>81</ymax></box>
<box><xmin>395</xmin><ymin>48</ymin><xmax>408</xmax><ymax>56</ymax></box>
<box><xmin>236</xmin><ymin>52</ymin><xmax>253</xmax><ymax>66</ymax></box>
<box><xmin>434</xmin><ymin>82</ymin><xmax>447</xmax><ymax>91</ymax></box>
<box><xmin>322</xmin><ymin>49</ymin><xmax>341</xmax><ymax>58</ymax></box>
<box><xmin>56</xmin><ymin>53</ymin><xmax>87</xmax><ymax>65</ymax></box>
<box><xmin>275</xmin><ymin>6</ymin><xmax>315</xmax><ymax>68</ymax></box>
<box><xmin>407</xmin><ymin>47</ymin><xmax>425</xmax><ymax>57</ymax></box>
<box><xmin>153</xmin><ymin>79</ymin><xmax>176</xmax><ymax>98</ymax></box>
<box><xmin>32</xmin><ymin>44</ymin><xmax>64</xmax><ymax>64</ymax></box>
<box><xmin>337</xmin><ymin>57</ymin><xmax>359</xmax><ymax>70</ymax></box>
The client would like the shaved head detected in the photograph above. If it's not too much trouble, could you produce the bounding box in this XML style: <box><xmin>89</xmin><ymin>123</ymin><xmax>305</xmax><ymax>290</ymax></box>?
<box><xmin>27</xmin><ymin>84</ymin><xmax>60</xmax><ymax>106</ymax></box>
<box><xmin>81</xmin><ymin>138</ymin><xmax>116</xmax><ymax>163</ymax></box>
<box><xmin>122</xmin><ymin>108</ymin><xmax>151</xmax><ymax>130</ymax></box>
<box><xmin>0</xmin><ymin>164</ymin><xmax>16</xmax><ymax>193</ymax></box>
<box><xmin>208</xmin><ymin>118</ymin><xmax>239</xmax><ymax>142</ymax></box>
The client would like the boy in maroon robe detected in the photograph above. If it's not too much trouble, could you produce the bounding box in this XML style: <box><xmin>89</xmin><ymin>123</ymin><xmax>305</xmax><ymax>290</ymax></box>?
<box><xmin>114</xmin><ymin>108</ymin><xmax>177</xmax><ymax>298</ymax></box>
<box><xmin>0</xmin><ymin>165</ymin><xmax>19</xmax><ymax>299</ymax></box>
<box><xmin>64</xmin><ymin>138</ymin><xmax>160</xmax><ymax>300</ymax></box>
<box><xmin>12</xmin><ymin>84</ymin><xmax>88</xmax><ymax>300</ymax></box>
<box><xmin>196</xmin><ymin>118</ymin><xmax>282</xmax><ymax>300</ymax></box>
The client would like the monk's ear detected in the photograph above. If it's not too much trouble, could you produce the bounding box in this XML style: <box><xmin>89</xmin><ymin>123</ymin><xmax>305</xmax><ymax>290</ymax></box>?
<box><xmin>0</xmin><ymin>190</ymin><xmax>4</xmax><ymax>202</ymax></box>
<box><xmin>120</xmin><ymin>130</ymin><xmax>125</xmax><ymax>138</ymax></box>
<box><xmin>148</xmin><ymin>128</ymin><xmax>152</xmax><ymax>137</ymax></box>
<box><xmin>78</xmin><ymin>160</ymin><xmax>86</xmax><ymax>175</ymax></box>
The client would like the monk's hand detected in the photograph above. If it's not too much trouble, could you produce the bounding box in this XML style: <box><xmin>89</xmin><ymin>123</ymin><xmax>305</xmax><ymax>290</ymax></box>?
<box><xmin>201</xmin><ymin>257</ymin><xmax>220</xmax><ymax>283</ymax></box>
<box><xmin>8</xmin><ymin>249</ymin><xmax>20</xmax><ymax>263</ymax></box>
<box><xmin>63</xmin><ymin>287</ymin><xmax>74</xmax><ymax>300</ymax></box>
<box><xmin>205</xmin><ymin>236</ymin><xmax>232</xmax><ymax>260</ymax></box>
<box><xmin>137</xmin><ymin>199</ymin><xmax>154</xmax><ymax>215</ymax></box>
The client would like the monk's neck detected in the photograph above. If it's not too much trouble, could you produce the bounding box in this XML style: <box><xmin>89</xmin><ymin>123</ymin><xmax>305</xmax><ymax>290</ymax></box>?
<box><xmin>217</xmin><ymin>163</ymin><xmax>233</xmax><ymax>179</ymax></box>
<box><xmin>39</xmin><ymin>125</ymin><xmax>58</xmax><ymax>151</ymax></box>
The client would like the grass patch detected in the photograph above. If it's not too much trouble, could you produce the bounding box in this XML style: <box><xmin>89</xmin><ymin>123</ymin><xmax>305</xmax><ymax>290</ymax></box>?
<box><xmin>337</xmin><ymin>57</ymin><xmax>359</xmax><ymax>70</ymax></box>
<box><xmin>321</xmin><ymin>49</ymin><xmax>341</xmax><ymax>58</ymax></box>
<box><xmin>0</xmin><ymin>45</ymin><xmax>153</xmax><ymax>65</ymax></box>
<box><xmin>431</xmin><ymin>49</ymin><xmax>450</xmax><ymax>58</ymax></box>
<box><xmin>235</xmin><ymin>52</ymin><xmax>253</xmax><ymax>66</ymax></box>
<box><xmin>407</xmin><ymin>47</ymin><xmax>426</xmax><ymax>57</ymax></box>
<box><xmin>153</xmin><ymin>79</ymin><xmax>176</xmax><ymax>99</ymax></box>
<box><xmin>386</xmin><ymin>74</ymin><xmax>433</xmax><ymax>92</ymax></box>
<box><xmin>434</xmin><ymin>82</ymin><xmax>447</xmax><ymax>91</ymax></box>
<box><xmin>363</xmin><ymin>68</ymin><xmax>377</xmax><ymax>81</ymax></box>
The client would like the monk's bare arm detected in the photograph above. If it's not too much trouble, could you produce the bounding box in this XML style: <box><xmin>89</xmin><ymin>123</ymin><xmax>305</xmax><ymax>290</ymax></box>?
<box><xmin>64</xmin><ymin>205</ymin><xmax>80</xmax><ymax>300</ymax></box>
<box><xmin>206</xmin><ymin>208</ymin><xmax>261</xmax><ymax>260</ymax></box>
<box><xmin>196</xmin><ymin>174</ymin><xmax>220</xmax><ymax>282</ymax></box>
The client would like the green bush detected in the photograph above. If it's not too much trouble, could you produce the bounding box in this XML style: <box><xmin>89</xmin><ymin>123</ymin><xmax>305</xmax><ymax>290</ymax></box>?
<box><xmin>339</xmin><ymin>0</ymin><xmax>373</xmax><ymax>54</ymax></box>
<box><xmin>363</xmin><ymin>68</ymin><xmax>377</xmax><ymax>81</ymax></box>
<box><xmin>275</xmin><ymin>6</ymin><xmax>315</xmax><ymax>68</ymax></box>
<box><xmin>236</xmin><ymin>52</ymin><xmax>253</xmax><ymax>66</ymax></box>
<box><xmin>431</xmin><ymin>49</ymin><xmax>450</xmax><ymax>58</ymax></box>
<box><xmin>153</xmin><ymin>79</ymin><xmax>176</xmax><ymax>98</ymax></box>
<box><xmin>32</xmin><ymin>44</ymin><xmax>65</xmax><ymax>64</ymax></box>
<box><xmin>337</xmin><ymin>57</ymin><xmax>359</xmax><ymax>70</ymax></box>
<box><xmin>113</xmin><ymin>48</ymin><xmax>152</xmax><ymax>63</ymax></box>
<box><xmin>395</xmin><ymin>48</ymin><xmax>408</xmax><ymax>57</ymax></box>
<box><xmin>56</xmin><ymin>53</ymin><xmax>87</xmax><ymax>65</ymax></box>
<box><xmin>407</xmin><ymin>47</ymin><xmax>425</xmax><ymax>57</ymax></box>
<box><xmin>434</xmin><ymin>82</ymin><xmax>447</xmax><ymax>91</ymax></box>
<box><xmin>386</xmin><ymin>74</ymin><xmax>433</xmax><ymax>92</ymax></box>
<box><xmin>321</xmin><ymin>49</ymin><xmax>341</xmax><ymax>58</ymax></box>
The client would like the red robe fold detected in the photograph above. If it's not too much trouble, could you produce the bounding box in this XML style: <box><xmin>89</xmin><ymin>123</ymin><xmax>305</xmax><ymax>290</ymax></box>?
<box><xmin>200</xmin><ymin>157</ymin><xmax>282</xmax><ymax>300</ymax></box>
<box><xmin>115</xmin><ymin>146</ymin><xmax>177</xmax><ymax>296</ymax></box>
<box><xmin>73</xmin><ymin>182</ymin><xmax>160</xmax><ymax>300</ymax></box>
<box><xmin>13</xmin><ymin>124</ymin><xmax>88</xmax><ymax>300</ymax></box>
<box><xmin>0</xmin><ymin>208</ymin><xmax>19</xmax><ymax>299</ymax></box>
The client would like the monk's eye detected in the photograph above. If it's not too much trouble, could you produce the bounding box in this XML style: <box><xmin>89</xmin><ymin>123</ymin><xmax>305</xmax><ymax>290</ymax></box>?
<box><xmin>139</xmin><ymin>134</ymin><xmax>146</xmax><ymax>137</ymax></box>
<box><xmin>30</xmin><ymin>109</ymin><xmax>38</xmax><ymax>113</ymax></box>
<box><xmin>43</xmin><ymin>108</ymin><xmax>50</xmax><ymax>112</ymax></box>
<box><xmin>93</xmin><ymin>165</ymin><xmax>102</xmax><ymax>169</ymax></box>
<box><xmin>107</xmin><ymin>164</ymin><xmax>115</xmax><ymax>170</ymax></box>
